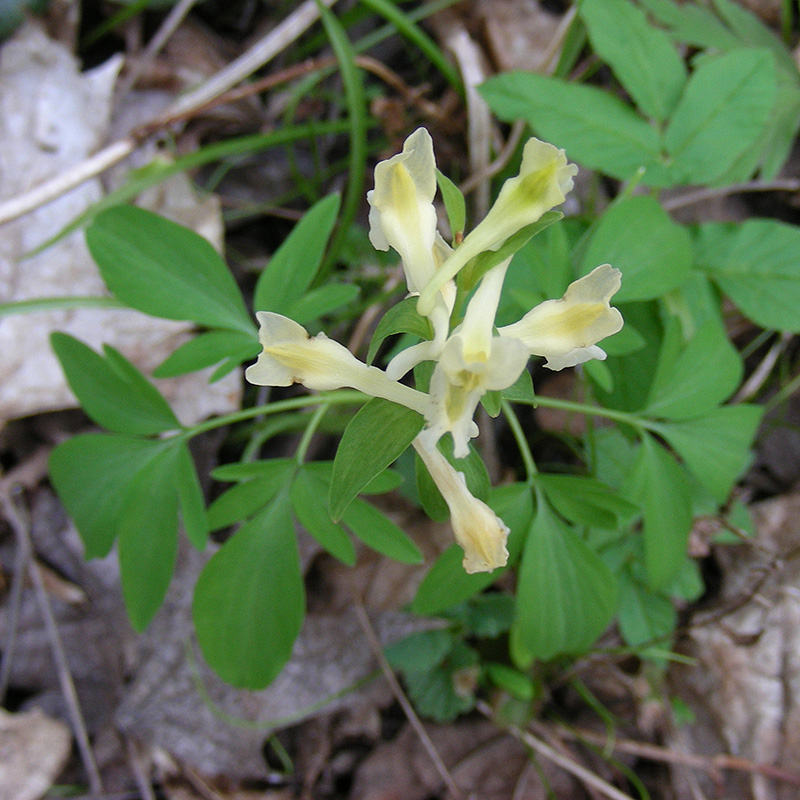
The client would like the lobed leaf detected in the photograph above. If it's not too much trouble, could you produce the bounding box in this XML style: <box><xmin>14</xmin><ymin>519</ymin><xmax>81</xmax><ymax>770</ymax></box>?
<box><xmin>330</xmin><ymin>398</ymin><xmax>424</xmax><ymax>519</ymax></box>
<box><xmin>479</xmin><ymin>71</ymin><xmax>670</xmax><ymax>184</ymax></box>
<box><xmin>51</xmin><ymin>333</ymin><xmax>181</xmax><ymax>435</ymax></box>
<box><xmin>254</xmin><ymin>194</ymin><xmax>341</xmax><ymax>314</ymax></box>
<box><xmin>193</xmin><ymin>489</ymin><xmax>304</xmax><ymax>689</ymax></box>
<box><xmin>581</xmin><ymin>195</ymin><xmax>692</xmax><ymax>302</ymax></box>
<box><xmin>581</xmin><ymin>0</ymin><xmax>687</xmax><ymax>122</ymax></box>
<box><xmin>86</xmin><ymin>206</ymin><xmax>253</xmax><ymax>334</ymax></box>
<box><xmin>513</xmin><ymin>500</ymin><xmax>617</xmax><ymax>663</ymax></box>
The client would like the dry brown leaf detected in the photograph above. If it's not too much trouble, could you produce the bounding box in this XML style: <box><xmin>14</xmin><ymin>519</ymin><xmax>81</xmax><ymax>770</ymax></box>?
<box><xmin>0</xmin><ymin>22</ymin><xmax>241</xmax><ymax>429</ymax></box>
<box><xmin>349</xmin><ymin>719</ymin><xmax>579</xmax><ymax>800</ymax></box>
<box><xmin>0</xmin><ymin>708</ymin><xmax>71</xmax><ymax>800</ymax></box>
<box><xmin>477</xmin><ymin>0</ymin><xmax>563</xmax><ymax>73</ymax></box>
<box><xmin>671</xmin><ymin>492</ymin><xmax>800</xmax><ymax>800</ymax></box>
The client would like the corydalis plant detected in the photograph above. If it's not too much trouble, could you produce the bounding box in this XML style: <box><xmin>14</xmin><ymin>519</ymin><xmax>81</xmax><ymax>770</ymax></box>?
<box><xmin>246</xmin><ymin>129</ymin><xmax>623</xmax><ymax>574</ymax></box>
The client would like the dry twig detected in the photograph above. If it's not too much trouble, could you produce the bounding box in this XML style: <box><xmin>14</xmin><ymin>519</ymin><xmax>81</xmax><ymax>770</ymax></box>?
<box><xmin>351</xmin><ymin>594</ymin><xmax>464</xmax><ymax>800</ymax></box>
<box><xmin>0</xmin><ymin>487</ymin><xmax>104</xmax><ymax>797</ymax></box>
<box><xmin>476</xmin><ymin>701</ymin><xmax>636</xmax><ymax>800</ymax></box>
<box><xmin>0</xmin><ymin>0</ymin><xmax>338</xmax><ymax>226</ymax></box>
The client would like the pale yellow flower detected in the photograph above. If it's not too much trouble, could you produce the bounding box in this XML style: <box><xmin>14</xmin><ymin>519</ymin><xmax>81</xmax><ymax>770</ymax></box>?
<box><xmin>419</xmin><ymin>259</ymin><xmax>529</xmax><ymax>457</ymax></box>
<box><xmin>413</xmin><ymin>438</ymin><xmax>509</xmax><ymax>574</ymax></box>
<box><xmin>246</xmin><ymin>312</ymin><xmax>430</xmax><ymax>415</ymax></box>
<box><xmin>417</xmin><ymin>138</ymin><xmax>578</xmax><ymax>316</ymax></box>
<box><xmin>367</xmin><ymin>127</ymin><xmax>439</xmax><ymax>295</ymax></box>
<box><xmin>499</xmin><ymin>264</ymin><xmax>623</xmax><ymax>370</ymax></box>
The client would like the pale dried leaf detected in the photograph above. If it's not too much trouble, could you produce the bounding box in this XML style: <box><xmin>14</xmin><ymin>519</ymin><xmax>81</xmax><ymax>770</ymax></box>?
<box><xmin>0</xmin><ymin>23</ymin><xmax>240</xmax><ymax>428</ymax></box>
<box><xmin>0</xmin><ymin>708</ymin><xmax>71</xmax><ymax>800</ymax></box>
<box><xmin>671</xmin><ymin>492</ymin><xmax>800</xmax><ymax>800</ymax></box>
<box><xmin>349</xmin><ymin>719</ymin><xmax>578</xmax><ymax>800</ymax></box>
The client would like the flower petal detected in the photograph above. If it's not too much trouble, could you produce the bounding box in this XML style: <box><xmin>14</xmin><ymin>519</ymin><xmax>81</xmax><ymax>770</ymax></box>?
<box><xmin>367</xmin><ymin>128</ymin><xmax>439</xmax><ymax>293</ymax></box>
<box><xmin>246</xmin><ymin>312</ymin><xmax>430</xmax><ymax>415</ymax></box>
<box><xmin>499</xmin><ymin>264</ymin><xmax>623</xmax><ymax>370</ymax></box>
<box><xmin>417</xmin><ymin>138</ymin><xmax>577</xmax><ymax>316</ymax></box>
<box><xmin>413</xmin><ymin>438</ymin><xmax>509</xmax><ymax>573</ymax></box>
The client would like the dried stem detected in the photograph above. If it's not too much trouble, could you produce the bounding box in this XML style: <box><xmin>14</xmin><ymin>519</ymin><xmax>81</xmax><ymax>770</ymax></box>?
<box><xmin>555</xmin><ymin>724</ymin><xmax>800</xmax><ymax>787</ymax></box>
<box><xmin>0</xmin><ymin>0</ymin><xmax>338</xmax><ymax>226</ymax></box>
<box><xmin>351</xmin><ymin>597</ymin><xmax>464</xmax><ymax>800</ymax></box>
<box><xmin>662</xmin><ymin>179</ymin><xmax>800</xmax><ymax>212</ymax></box>
<box><xmin>476</xmin><ymin>701</ymin><xmax>636</xmax><ymax>800</ymax></box>
<box><xmin>0</xmin><ymin>489</ymin><xmax>104</xmax><ymax>797</ymax></box>
<box><xmin>115</xmin><ymin>0</ymin><xmax>200</xmax><ymax>101</ymax></box>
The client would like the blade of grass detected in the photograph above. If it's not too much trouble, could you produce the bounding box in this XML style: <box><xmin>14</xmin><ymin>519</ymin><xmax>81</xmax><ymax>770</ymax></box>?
<box><xmin>315</xmin><ymin>0</ymin><xmax>368</xmax><ymax>277</ymax></box>
<box><xmin>0</xmin><ymin>296</ymin><xmax>125</xmax><ymax>319</ymax></box>
<box><xmin>359</xmin><ymin>0</ymin><xmax>463</xmax><ymax>94</ymax></box>
<box><xmin>25</xmin><ymin>120</ymin><xmax>352</xmax><ymax>258</ymax></box>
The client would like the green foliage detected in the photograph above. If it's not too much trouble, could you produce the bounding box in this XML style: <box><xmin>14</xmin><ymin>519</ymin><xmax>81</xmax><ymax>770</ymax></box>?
<box><xmin>581</xmin><ymin>195</ymin><xmax>692</xmax><ymax>302</ymax></box>
<box><xmin>86</xmin><ymin>206</ymin><xmax>254</xmax><ymax>335</ymax></box>
<box><xmin>513</xmin><ymin>500</ymin><xmax>617</xmax><ymax>664</ymax></box>
<box><xmin>51</xmin><ymin>333</ymin><xmax>181</xmax><ymax>435</ymax></box>
<box><xmin>41</xmin><ymin>0</ymin><xmax>794</xmax><ymax>712</ymax></box>
<box><xmin>330</xmin><ymin>398</ymin><xmax>424</xmax><ymax>519</ymax></box>
<box><xmin>193</xmin><ymin>488</ymin><xmax>304</xmax><ymax>689</ymax></box>
<box><xmin>254</xmin><ymin>194</ymin><xmax>341</xmax><ymax>314</ymax></box>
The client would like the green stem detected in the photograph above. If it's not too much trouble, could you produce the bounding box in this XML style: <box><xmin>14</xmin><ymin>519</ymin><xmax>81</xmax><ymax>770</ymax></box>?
<box><xmin>517</xmin><ymin>395</ymin><xmax>651</xmax><ymax>432</ymax></box>
<box><xmin>181</xmin><ymin>390</ymin><xmax>366</xmax><ymax>440</ymax></box>
<box><xmin>501</xmin><ymin>400</ymin><xmax>537</xmax><ymax>481</ymax></box>
<box><xmin>295</xmin><ymin>403</ymin><xmax>329</xmax><ymax>464</ymax></box>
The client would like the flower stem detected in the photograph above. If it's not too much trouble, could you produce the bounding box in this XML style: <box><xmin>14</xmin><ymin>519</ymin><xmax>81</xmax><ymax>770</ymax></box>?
<box><xmin>501</xmin><ymin>400</ymin><xmax>537</xmax><ymax>482</ymax></box>
<box><xmin>515</xmin><ymin>395</ymin><xmax>652</xmax><ymax>432</ymax></box>
<box><xmin>181</xmin><ymin>390</ymin><xmax>367</xmax><ymax>440</ymax></box>
<box><xmin>295</xmin><ymin>403</ymin><xmax>328</xmax><ymax>464</ymax></box>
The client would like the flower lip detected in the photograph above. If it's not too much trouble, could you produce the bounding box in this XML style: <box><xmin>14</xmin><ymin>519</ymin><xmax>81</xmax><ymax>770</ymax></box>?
<box><xmin>413</xmin><ymin>437</ymin><xmax>509</xmax><ymax>573</ymax></box>
<box><xmin>498</xmin><ymin>264</ymin><xmax>623</xmax><ymax>371</ymax></box>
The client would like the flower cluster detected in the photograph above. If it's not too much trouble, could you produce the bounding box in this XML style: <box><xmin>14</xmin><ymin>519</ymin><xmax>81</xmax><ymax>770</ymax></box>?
<box><xmin>246</xmin><ymin>129</ymin><xmax>623</xmax><ymax>574</ymax></box>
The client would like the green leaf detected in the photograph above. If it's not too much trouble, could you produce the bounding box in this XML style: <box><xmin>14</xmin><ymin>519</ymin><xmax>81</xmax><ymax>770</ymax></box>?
<box><xmin>653</xmin><ymin>405</ymin><xmax>762</xmax><ymax>503</ymax></box>
<box><xmin>479</xmin><ymin>71</ymin><xmax>669</xmax><ymax>184</ymax></box>
<box><xmin>330</xmin><ymin>398</ymin><xmax>424</xmax><ymax>520</ymax></box>
<box><xmin>193</xmin><ymin>488</ymin><xmax>304</xmax><ymax>689</ymax></box>
<box><xmin>415</xmin><ymin>438</ymin><xmax>490</xmax><ymax>524</ymax></box>
<box><xmin>291</xmin><ymin>469</ymin><xmax>356</xmax><ymax>565</ymax></box>
<box><xmin>617</xmin><ymin>570</ymin><xmax>676</xmax><ymax>648</ymax></box>
<box><xmin>254</xmin><ymin>194</ymin><xmax>341</xmax><ymax>313</ymax></box>
<box><xmin>537</xmin><ymin>474</ymin><xmax>638</xmax><ymax>529</ymax></box>
<box><xmin>153</xmin><ymin>330</ymin><xmax>259</xmax><ymax>378</ymax></box>
<box><xmin>581</xmin><ymin>0</ymin><xmax>686</xmax><ymax>121</ymax></box>
<box><xmin>367</xmin><ymin>297</ymin><xmax>433</xmax><ymax>365</ymax></box>
<box><xmin>436</xmin><ymin>169</ymin><xmax>466</xmax><ymax>239</ymax></box>
<box><xmin>51</xmin><ymin>333</ymin><xmax>181</xmax><ymax>435</ymax></box>
<box><xmin>485</xmin><ymin>663</ymin><xmax>536</xmax><ymax>701</ymax></box>
<box><xmin>341</xmin><ymin>498</ymin><xmax>423</xmax><ymax>564</ymax></box>
<box><xmin>639</xmin><ymin>0</ymin><xmax>741</xmax><ymax>50</ymax></box>
<box><xmin>696</xmin><ymin>219</ymin><xmax>800</xmax><ymax>333</ymax></box>
<box><xmin>384</xmin><ymin>629</ymin><xmax>454</xmax><ymax>673</ymax></box>
<box><xmin>456</xmin><ymin>594</ymin><xmax>516</xmax><ymax>637</ymax></box>
<box><xmin>207</xmin><ymin>460</ymin><xmax>295</xmax><ymax>531</ymax></box>
<box><xmin>117</xmin><ymin>444</ymin><xmax>181</xmax><ymax>631</ymax></box>
<box><xmin>501</xmin><ymin>369</ymin><xmax>535</xmax><ymax>404</ymax></box>
<box><xmin>581</xmin><ymin>195</ymin><xmax>692</xmax><ymax>302</ymax></box>
<box><xmin>402</xmin><ymin>641</ymin><xmax>478</xmax><ymax>722</ymax></box>
<box><xmin>49</xmin><ymin>434</ymin><xmax>170</xmax><ymax>558</ymax></box>
<box><xmin>86</xmin><ymin>206</ymin><xmax>253</xmax><ymax>334</ymax></box>
<box><xmin>513</xmin><ymin>500</ymin><xmax>617</xmax><ymax>662</ymax></box>
<box><xmin>626</xmin><ymin>434</ymin><xmax>692</xmax><ymax>590</ymax></box>
<box><xmin>175</xmin><ymin>443</ymin><xmax>207</xmax><ymax>549</ymax></box>
<box><xmin>665</xmin><ymin>49</ymin><xmax>776</xmax><ymax>184</ymax></box>
<box><xmin>412</xmin><ymin>483</ymin><xmax>534</xmax><ymax>615</ymax></box>
<box><xmin>645</xmin><ymin>320</ymin><xmax>742</xmax><ymax>420</ymax></box>
<box><xmin>211</xmin><ymin>457</ymin><xmax>295</xmax><ymax>482</ymax></box>
<box><xmin>284</xmin><ymin>283</ymin><xmax>360</xmax><ymax>326</ymax></box>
